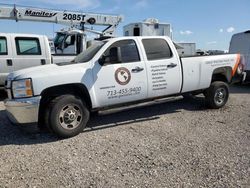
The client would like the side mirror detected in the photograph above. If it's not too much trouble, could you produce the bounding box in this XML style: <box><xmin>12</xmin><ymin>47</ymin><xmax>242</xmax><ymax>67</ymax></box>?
<box><xmin>98</xmin><ymin>55</ymin><xmax>106</xmax><ymax>66</ymax></box>
<box><xmin>109</xmin><ymin>47</ymin><xmax>122</xmax><ymax>63</ymax></box>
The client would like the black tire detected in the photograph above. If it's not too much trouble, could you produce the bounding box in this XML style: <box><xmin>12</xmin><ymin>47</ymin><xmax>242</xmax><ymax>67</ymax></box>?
<box><xmin>45</xmin><ymin>95</ymin><xmax>89</xmax><ymax>138</ymax></box>
<box><xmin>204</xmin><ymin>81</ymin><xmax>229</xmax><ymax>109</ymax></box>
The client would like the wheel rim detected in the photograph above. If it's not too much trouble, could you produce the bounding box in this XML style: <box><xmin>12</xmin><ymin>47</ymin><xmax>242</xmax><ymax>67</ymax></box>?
<box><xmin>58</xmin><ymin>104</ymin><xmax>82</xmax><ymax>130</ymax></box>
<box><xmin>214</xmin><ymin>88</ymin><xmax>227</xmax><ymax>105</ymax></box>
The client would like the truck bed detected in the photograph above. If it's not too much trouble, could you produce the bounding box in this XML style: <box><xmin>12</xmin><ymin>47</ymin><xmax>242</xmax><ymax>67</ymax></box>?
<box><xmin>180</xmin><ymin>54</ymin><xmax>239</xmax><ymax>93</ymax></box>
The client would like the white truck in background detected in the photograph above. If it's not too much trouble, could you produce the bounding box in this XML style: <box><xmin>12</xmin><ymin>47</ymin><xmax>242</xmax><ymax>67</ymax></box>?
<box><xmin>229</xmin><ymin>30</ymin><xmax>250</xmax><ymax>82</ymax></box>
<box><xmin>0</xmin><ymin>33</ymin><xmax>75</xmax><ymax>89</ymax></box>
<box><xmin>4</xmin><ymin>36</ymin><xmax>244</xmax><ymax>138</ymax></box>
<box><xmin>123</xmin><ymin>18</ymin><xmax>172</xmax><ymax>38</ymax></box>
<box><xmin>176</xmin><ymin>43</ymin><xmax>196</xmax><ymax>57</ymax></box>
<box><xmin>123</xmin><ymin>18</ymin><xmax>197</xmax><ymax>57</ymax></box>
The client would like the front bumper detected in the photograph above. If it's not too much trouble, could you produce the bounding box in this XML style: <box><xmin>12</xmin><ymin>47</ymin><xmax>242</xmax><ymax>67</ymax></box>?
<box><xmin>4</xmin><ymin>96</ymin><xmax>41</xmax><ymax>125</ymax></box>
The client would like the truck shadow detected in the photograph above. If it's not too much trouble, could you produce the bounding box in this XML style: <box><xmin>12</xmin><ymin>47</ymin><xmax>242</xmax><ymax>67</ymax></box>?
<box><xmin>230</xmin><ymin>83</ymin><xmax>250</xmax><ymax>94</ymax></box>
<box><xmin>0</xmin><ymin>96</ymin><xmax>207</xmax><ymax>146</ymax></box>
<box><xmin>0</xmin><ymin>91</ymin><xmax>7</xmax><ymax>101</ymax></box>
<box><xmin>0</xmin><ymin>84</ymin><xmax>248</xmax><ymax>146</ymax></box>
<box><xmin>86</xmin><ymin>96</ymin><xmax>207</xmax><ymax>132</ymax></box>
<box><xmin>0</xmin><ymin>110</ymin><xmax>58</xmax><ymax>146</ymax></box>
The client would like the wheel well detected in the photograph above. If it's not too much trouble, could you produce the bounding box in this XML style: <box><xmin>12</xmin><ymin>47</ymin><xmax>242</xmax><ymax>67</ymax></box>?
<box><xmin>38</xmin><ymin>83</ymin><xmax>92</xmax><ymax>127</ymax></box>
<box><xmin>212</xmin><ymin>67</ymin><xmax>232</xmax><ymax>83</ymax></box>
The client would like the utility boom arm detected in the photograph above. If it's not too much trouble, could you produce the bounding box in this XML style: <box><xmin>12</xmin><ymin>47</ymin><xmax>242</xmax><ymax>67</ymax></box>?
<box><xmin>0</xmin><ymin>4</ymin><xmax>123</xmax><ymax>36</ymax></box>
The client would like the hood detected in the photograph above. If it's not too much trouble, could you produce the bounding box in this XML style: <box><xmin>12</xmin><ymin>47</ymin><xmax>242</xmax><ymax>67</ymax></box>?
<box><xmin>9</xmin><ymin>64</ymin><xmax>58</xmax><ymax>80</ymax></box>
<box><xmin>8</xmin><ymin>63</ymin><xmax>88</xmax><ymax>81</ymax></box>
<box><xmin>7</xmin><ymin>62</ymin><xmax>94</xmax><ymax>96</ymax></box>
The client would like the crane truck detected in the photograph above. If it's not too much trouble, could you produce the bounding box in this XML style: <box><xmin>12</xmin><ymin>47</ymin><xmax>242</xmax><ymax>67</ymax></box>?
<box><xmin>0</xmin><ymin>4</ymin><xmax>122</xmax><ymax>88</ymax></box>
<box><xmin>0</xmin><ymin>4</ymin><xmax>122</xmax><ymax>54</ymax></box>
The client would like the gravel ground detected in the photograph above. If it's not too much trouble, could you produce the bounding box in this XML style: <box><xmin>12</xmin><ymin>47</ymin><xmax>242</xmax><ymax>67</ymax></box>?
<box><xmin>0</xmin><ymin>85</ymin><xmax>249</xmax><ymax>187</ymax></box>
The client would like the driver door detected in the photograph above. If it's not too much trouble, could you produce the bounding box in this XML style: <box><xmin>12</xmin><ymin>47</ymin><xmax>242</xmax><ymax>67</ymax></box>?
<box><xmin>92</xmin><ymin>39</ymin><xmax>148</xmax><ymax>107</ymax></box>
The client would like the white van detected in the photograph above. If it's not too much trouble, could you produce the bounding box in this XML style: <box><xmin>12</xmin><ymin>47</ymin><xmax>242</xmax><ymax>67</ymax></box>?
<box><xmin>229</xmin><ymin>30</ymin><xmax>250</xmax><ymax>81</ymax></box>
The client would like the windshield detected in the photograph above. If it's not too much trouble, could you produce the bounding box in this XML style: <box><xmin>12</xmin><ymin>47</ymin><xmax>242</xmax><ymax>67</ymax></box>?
<box><xmin>73</xmin><ymin>41</ymin><xmax>106</xmax><ymax>63</ymax></box>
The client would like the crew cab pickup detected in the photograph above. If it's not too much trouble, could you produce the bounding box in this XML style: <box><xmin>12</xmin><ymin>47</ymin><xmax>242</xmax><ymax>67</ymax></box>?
<box><xmin>0</xmin><ymin>33</ymin><xmax>75</xmax><ymax>89</ymax></box>
<box><xmin>4</xmin><ymin>36</ymin><xmax>244</xmax><ymax>138</ymax></box>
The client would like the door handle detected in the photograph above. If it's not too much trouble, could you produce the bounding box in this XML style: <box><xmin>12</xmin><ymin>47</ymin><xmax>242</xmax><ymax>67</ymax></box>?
<box><xmin>132</xmin><ymin>66</ymin><xmax>144</xmax><ymax>73</ymax></box>
<box><xmin>41</xmin><ymin>59</ymin><xmax>46</xmax><ymax>65</ymax></box>
<box><xmin>167</xmin><ymin>63</ymin><xmax>177</xmax><ymax>68</ymax></box>
<box><xmin>6</xmin><ymin>59</ymin><xmax>12</xmax><ymax>66</ymax></box>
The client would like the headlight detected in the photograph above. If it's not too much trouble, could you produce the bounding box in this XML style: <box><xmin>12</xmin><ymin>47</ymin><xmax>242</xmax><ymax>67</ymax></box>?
<box><xmin>12</xmin><ymin>79</ymin><xmax>33</xmax><ymax>98</ymax></box>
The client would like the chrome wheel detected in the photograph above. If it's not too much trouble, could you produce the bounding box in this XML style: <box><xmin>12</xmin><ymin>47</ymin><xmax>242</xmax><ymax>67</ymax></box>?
<box><xmin>59</xmin><ymin>104</ymin><xmax>82</xmax><ymax>130</ymax></box>
<box><xmin>205</xmin><ymin>81</ymin><xmax>229</xmax><ymax>109</ymax></box>
<box><xmin>214</xmin><ymin>88</ymin><xmax>226</xmax><ymax>105</ymax></box>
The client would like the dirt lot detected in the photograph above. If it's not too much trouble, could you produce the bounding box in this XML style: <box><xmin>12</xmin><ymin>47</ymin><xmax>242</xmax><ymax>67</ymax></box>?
<box><xmin>0</xmin><ymin>85</ymin><xmax>249</xmax><ymax>187</ymax></box>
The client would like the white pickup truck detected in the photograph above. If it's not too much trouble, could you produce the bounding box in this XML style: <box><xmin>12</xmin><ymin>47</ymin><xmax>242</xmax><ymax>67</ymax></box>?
<box><xmin>0</xmin><ymin>33</ymin><xmax>75</xmax><ymax>89</ymax></box>
<box><xmin>4</xmin><ymin>36</ymin><xmax>244</xmax><ymax>138</ymax></box>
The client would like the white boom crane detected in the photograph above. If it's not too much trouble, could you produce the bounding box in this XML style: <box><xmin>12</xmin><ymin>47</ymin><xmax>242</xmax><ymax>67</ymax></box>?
<box><xmin>0</xmin><ymin>4</ymin><xmax>123</xmax><ymax>54</ymax></box>
<box><xmin>0</xmin><ymin>4</ymin><xmax>123</xmax><ymax>36</ymax></box>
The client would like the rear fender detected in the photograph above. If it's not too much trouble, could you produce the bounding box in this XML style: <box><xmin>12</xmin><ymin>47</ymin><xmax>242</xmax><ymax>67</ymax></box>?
<box><xmin>212</xmin><ymin>66</ymin><xmax>232</xmax><ymax>83</ymax></box>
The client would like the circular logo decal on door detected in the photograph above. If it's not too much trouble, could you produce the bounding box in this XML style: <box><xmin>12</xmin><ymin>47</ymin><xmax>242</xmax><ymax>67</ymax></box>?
<box><xmin>115</xmin><ymin>67</ymin><xmax>131</xmax><ymax>85</ymax></box>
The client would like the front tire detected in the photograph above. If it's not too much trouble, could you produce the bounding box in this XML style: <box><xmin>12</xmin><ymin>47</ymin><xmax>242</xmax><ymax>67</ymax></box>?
<box><xmin>46</xmin><ymin>95</ymin><xmax>89</xmax><ymax>138</ymax></box>
<box><xmin>204</xmin><ymin>81</ymin><xmax>229</xmax><ymax>109</ymax></box>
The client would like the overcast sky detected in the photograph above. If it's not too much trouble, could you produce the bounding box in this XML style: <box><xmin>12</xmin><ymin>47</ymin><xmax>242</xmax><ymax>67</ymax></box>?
<box><xmin>0</xmin><ymin>0</ymin><xmax>249</xmax><ymax>50</ymax></box>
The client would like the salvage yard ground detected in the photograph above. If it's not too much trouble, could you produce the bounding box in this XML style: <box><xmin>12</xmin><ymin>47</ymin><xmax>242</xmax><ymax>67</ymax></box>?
<box><xmin>0</xmin><ymin>85</ymin><xmax>249</xmax><ymax>187</ymax></box>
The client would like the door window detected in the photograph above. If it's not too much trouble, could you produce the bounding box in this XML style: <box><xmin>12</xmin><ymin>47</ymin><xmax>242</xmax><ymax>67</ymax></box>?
<box><xmin>0</xmin><ymin>37</ymin><xmax>7</xmax><ymax>55</ymax></box>
<box><xmin>15</xmin><ymin>38</ymin><xmax>41</xmax><ymax>55</ymax></box>
<box><xmin>102</xmin><ymin>40</ymin><xmax>140</xmax><ymax>64</ymax></box>
<box><xmin>142</xmin><ymin>39</ymin><xmax>173</xmax><ymax>61</ymax></box>
<box><xmin>65</xmin><ymin>35</ymin><xmax>75</xmax><ymax>46</ymax></box>
<box><xmin>63</xmin><ymin>35</ymin><xmax>76</xmax><ymax>54</ymax></box>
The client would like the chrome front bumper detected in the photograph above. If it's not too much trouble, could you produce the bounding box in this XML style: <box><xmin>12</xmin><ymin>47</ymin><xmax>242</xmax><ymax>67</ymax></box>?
<box><xmin>4</xmin><ymin>96</ymin><xmax>41</xmax><ymax>125</ymax></box>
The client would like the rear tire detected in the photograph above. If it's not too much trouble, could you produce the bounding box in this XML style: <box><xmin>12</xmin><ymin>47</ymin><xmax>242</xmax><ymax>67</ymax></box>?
<box><xmin>45</xmin><ymin>95</ymin><xmax>89</xmax><ymax>138</ymax></box>
<box><xmin>204</xmin><ymin>81</ymin><xmax>229</xmax><ymax>109</ymax></box>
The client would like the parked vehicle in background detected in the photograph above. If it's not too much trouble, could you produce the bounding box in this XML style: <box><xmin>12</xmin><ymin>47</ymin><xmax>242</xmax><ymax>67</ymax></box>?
<box><xmin>123</xmin><ymin>18</ymin><xmax>172</xmax><ymax>39</ymax></box>
<box><xmin>229</xmin><ymin>30</ymin><xmax>250</xmax><ymax>82</ymax></box>
<box><xmin>207</xmin><ymin>50</ymin><xmax>225</xmax><ymax>55</ymax></box>
<box><xmin>4</xmin><ymin>36</ymin><xmax>244</xmax><ymax>138</ymax></box>
<box><xmin>123</xmin><ymin>18</ymin><xmax>197</xmax><ymax>57</ymax></box>
<box><xmin>176</xmin><ymin>43</ymin><xmax>196</xmax><ymax>57</ymax></box>
<box><xmin>196</xmin><ymin>49</ymin><xmax>209</xmax><ymax>56</ymax></box>
<box><xmin>0</xmin><ymin>33</ymin><xmax>75</xmax><ymax>89</ymax></box>
<box><xmin>0</xmin><ymin>4</ymin><xmax>122</xmax><ymax>89</ymax></box>
<box><xmin>0</xmin><ymin>4</ymin><xmax>122</xmax><ymax>55</ymax></box>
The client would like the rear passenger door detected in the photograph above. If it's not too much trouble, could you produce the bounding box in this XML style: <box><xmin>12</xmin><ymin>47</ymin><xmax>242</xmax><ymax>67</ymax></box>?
<box><xmin>11</xmin><ymin>36</ymin><xmax>49</xmax><ymax>72</ymax></box>
<box><xmin>142</xmin><ymin>38</ymin><xmax>182</xmax><ymax>98</ymax></box>
<box><xmin>0</xmin><ymin>35</ymin><xmax>13</xmax><ymax>87</ymax></box>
